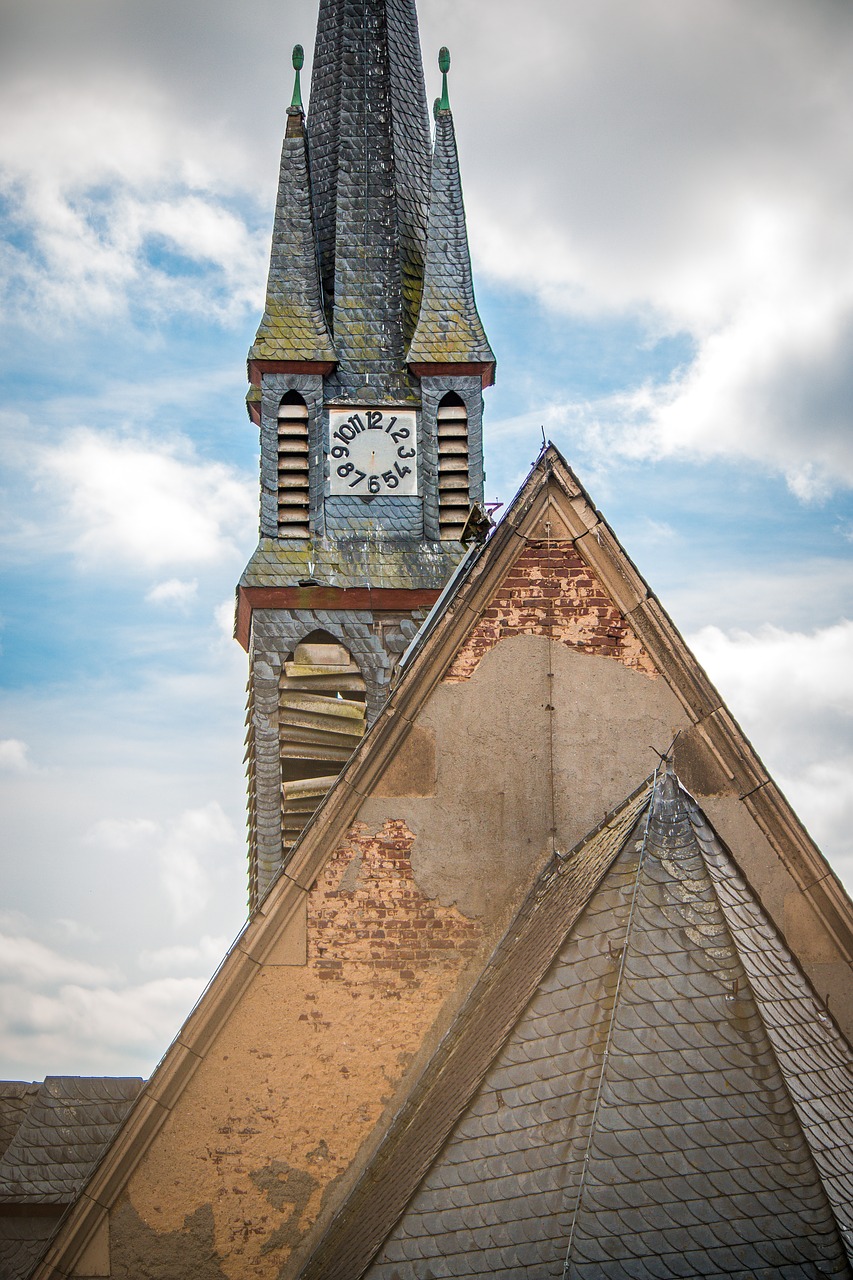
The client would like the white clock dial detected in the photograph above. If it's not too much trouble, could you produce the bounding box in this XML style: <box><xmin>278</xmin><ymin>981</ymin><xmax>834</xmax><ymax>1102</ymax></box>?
<box><xmin>327</xmin><ymin>408</ymin><xmax>418</xmax><ymax>497</ymax></box>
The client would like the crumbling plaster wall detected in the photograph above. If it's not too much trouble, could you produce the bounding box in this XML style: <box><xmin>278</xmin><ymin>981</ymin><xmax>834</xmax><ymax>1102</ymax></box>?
<box><xmin>101</xmin><ymin>526</ymin><xmax>853</xmax><ymax>1278</ymax></box>
<box><xmin>113</xmin><ymin>820</ymin><xmax>488</xmax><ymax>1279</ymax></box>
<box><xmin>359</xmin><ymin>634</ymin><xmax>686</xmax><ymax>920</ymax></box>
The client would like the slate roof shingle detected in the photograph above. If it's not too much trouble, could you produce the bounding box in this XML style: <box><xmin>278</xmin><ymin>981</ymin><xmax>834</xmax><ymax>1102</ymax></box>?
<box><xmin>0</xmin><ymin>1076</ymin><xmax>142</xmax><ymax>1205</ymax></box>
<box><xmin>0</xmin><ymin>1076</ymin><xmax>142</xmax><ymax>1280</ymax></box>
<box><xmin>240</xmin><ymin>535</ymin><xmax>465</xmax><ymax>591</ymax></box>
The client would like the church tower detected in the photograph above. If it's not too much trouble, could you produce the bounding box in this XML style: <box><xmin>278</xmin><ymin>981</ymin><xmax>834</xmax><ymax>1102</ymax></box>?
<box><xmin>236</xmin><ymin>1</ymin><xmax>494</xmax><ymax>909</ymax></box>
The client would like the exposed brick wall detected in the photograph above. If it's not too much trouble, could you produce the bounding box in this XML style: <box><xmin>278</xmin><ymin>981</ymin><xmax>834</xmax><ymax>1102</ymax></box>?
<box><xmin>309</xmin><ymin>820</ymin><xmax>483</xmax><ymax>988</ymax></box>
<box><xmin>446</xmin><ymin>539</ymin><xmax>656</xmax><ymax>681</ymax></box>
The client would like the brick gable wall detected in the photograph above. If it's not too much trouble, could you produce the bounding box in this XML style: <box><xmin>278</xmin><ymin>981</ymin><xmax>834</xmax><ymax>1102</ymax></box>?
<box><xmin>446</xmin><ymin>539</ymin><xmax>656</xmax><ymax>682</ymax></box>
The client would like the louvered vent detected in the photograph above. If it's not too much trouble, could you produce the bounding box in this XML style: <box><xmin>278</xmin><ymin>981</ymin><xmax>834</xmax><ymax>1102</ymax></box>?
<box><xmin>437</xmin><ymin>394</ymin><xmax>470</xmax><ymax>540</ymax></box>
<box><xmin>277</xmin><ymin>394</ymin><xmax>310</xmax><ymax>537</ymax></box>
<box><xmin>279</xmin><ymin>640</ymin><xmax>366</xmax><ymax>853</ymax></box>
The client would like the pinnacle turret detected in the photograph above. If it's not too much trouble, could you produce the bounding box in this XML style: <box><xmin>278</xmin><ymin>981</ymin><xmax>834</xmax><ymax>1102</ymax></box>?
<box><xmin>407</xmin><ymin>48</ymin><xmax>495</xmax><ymax>383</ymax></box>
<box><xmin>248</xmin><ymin>46</ymin><xmax>335</xmax><ymax>373</ymax></box>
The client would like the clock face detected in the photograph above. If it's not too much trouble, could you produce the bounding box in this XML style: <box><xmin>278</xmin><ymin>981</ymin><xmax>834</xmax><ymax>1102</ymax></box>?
<box><xmin>327</xmin><ymin>408</ymin><xmax>418</xmax><ymax>497</ymax></box>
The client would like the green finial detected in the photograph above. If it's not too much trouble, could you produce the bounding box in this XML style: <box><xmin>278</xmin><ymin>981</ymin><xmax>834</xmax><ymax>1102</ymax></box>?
<box><xmin>438</xmin><ymin>46</ymin><xmax>451</xmax><ymax>112</ymax></box>
<box><xmin>291</xmin><ymin>44</ymin><xmax>304</xmax><ymax>110</ymax></box>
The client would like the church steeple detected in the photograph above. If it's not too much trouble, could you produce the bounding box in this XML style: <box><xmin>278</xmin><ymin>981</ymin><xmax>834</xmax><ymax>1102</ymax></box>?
<box><xmin>238</xmin><ymin>0</ymin><xmax>495</xmax><ymax>908</ymax></box>
<box><xmin>309</xmin><ymin>0</ymin><xmax>432</xmax><ymax>397</ymax></box>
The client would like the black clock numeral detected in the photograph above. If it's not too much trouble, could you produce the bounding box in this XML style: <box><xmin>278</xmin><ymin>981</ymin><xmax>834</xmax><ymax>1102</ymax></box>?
<box><xmin>394</xmin><ymin>461</ymin><xmax>412</xmax><ymax>479</ymax></box>
<box><xmin>382</xmin><ymin>469</ymin><xmax>400</xmax><ymax>489</ymax></box>
<box><xmin>337</xmin><ymin>462</ymin><xmax>354</xmax><ymax>477</ymax></box>
<box><xmin>331</xmin><ymin>444</ymin><xmax>349</xmax><ymax>459</ymax></box>
<box><xmin>349</xmin><ymin>469</ymin><xmax>367</xmax><ymax>488</ymax></box>
<box><xmin>367</xmin><ymin>475</ymin><xmax>381</xmax><ymax>494</ymax></box>
<box><xmin>397</xmin><ymin>445</ymin><xmax>415</xmax><ymax>460</ymax></box>
<box><xmin>390</xmin><ymin>426</ymin><xmax>409</xmax><ymax>443</ymax></box>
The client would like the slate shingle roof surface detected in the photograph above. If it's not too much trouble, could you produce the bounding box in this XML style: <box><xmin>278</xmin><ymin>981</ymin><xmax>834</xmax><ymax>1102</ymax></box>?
<box><xmin>407</xmin><ymin>107</ymin><xmax>494</xmax><ymax>368</ymax></box>
<box><xmin>0</xmin><ymin>1084</ymin><xmax>38</xmax><ymax>1162</ymax></box>
<box><xmin>0</xmin><ymin>1217</ymin><xmax>58</xmax><ymax>1280</ymax></box>
<box><xmin>240</xmin><ymin>536</ymin><xmax>464</xmax><ymax>591</ymax></box>
<box><xmin>307</xmin><ymin>0</ymin><xmax>432</xmax><ymax>397</ymax></box>
<box><xmin>0</xmin><ymin>1076</ymin><xmax>142</xmax><ymax>1204</ymax></box>
<box><xmin>366</xmin><ymin>773</ymin><xmax>853</xmax><ymax>1278</ymax></box>
<box><xmin>249</xmin><ymin>109</ymin><xmax>336</xmax><ymax>364</ymax></box>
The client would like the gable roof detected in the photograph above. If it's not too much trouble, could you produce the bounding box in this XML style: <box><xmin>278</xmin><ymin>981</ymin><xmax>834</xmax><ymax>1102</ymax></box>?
<box><xmin>35</xmin><ymin>444</ymin><xmax>853</xmax><ymax>1279</ymax></box>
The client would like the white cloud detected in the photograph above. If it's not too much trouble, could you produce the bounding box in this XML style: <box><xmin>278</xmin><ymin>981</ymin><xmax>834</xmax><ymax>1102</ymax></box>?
<box><xmin>214</xmin><ymin>598</ymin><xmax>237</xmax><ymax>642</ymax></box>
<box><xmin>139</xmin><ymin>934</ymin><xmax>229</xmax><ymax>976</ymax></box>
<box><xmin>0</xmin><ymin>738</ymin><xmax>33</xmax><ymax>772</ymax></box>
<box><xmin>0</xmin><ymin>970</ymin><xmax>206</xmax><ymax>1076</ymax></box>
<box><xmin>146</xmin><ymin>578</ymin><xmax>199</xmax><ymax>608</ymax></box>
<box><xmin>431</xmin><ymin>0</ymin><xmax>853</xmax><ymax>494</ymax></box>
<box><xmin>690</xmin><ymin>620</ymin><xmax>853</xmax><ymax>731</ymax></box>
<box><xmin>86</xmin><ymin>803</ymin><xmax>241</xmax><ymax>926</ymax></box>
<box><xmin>689</xmin><ymin>619</ymin><xmax>853</xmax><ymax>893</ymax></box>
<box><xmin>0</xmin><ymin>932</ymin><xmax>112</xmax><ymax>988</ymax></box>
<box><xmin>27</xmin><ymin>427</ymin><xmax>255</xmax><ymax>571</ymax></box>
<box><xmin>0</xmin><ymin>73</ymin><xmax>267</xmax><ymax>326</ymax></box>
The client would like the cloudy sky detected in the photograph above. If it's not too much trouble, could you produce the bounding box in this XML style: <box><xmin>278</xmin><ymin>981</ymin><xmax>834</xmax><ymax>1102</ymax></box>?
<box><xmin>1</xmin><ymin>0</ymin><xmax>852</xmax><ymax>1081</ymax></box>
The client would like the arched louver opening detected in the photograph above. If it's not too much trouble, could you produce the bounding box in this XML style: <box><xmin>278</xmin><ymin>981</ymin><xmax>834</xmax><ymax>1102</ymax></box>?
<box><xmin>437</xmin><ymin>392</ymin><xmax>470</xmax><ymax>539</ymax></box>
<box><xmin>279</xmin><ymin>632</ymin><xmax>367</xmax><ymax>853</ymax></box>
<box><xmin>277</xmin><ymin>391</ymin><xmax>310</xmax><ymax>537</ymax></box>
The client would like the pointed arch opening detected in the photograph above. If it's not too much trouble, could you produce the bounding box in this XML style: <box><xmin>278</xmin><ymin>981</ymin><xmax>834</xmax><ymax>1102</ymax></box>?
<box><xmin>277</xmin><ymin>391</ymin><xmax>310</xmax><ymax>537</ymax></box>
<box><xmin>279</xmin><ymin>631</ymin><xmax>367</xmax><ymax>853</ymax></box>
<box><xmin>437</xmin><ymin>392</ymin><xmax>470</xmax><ymax>539</ymax></box>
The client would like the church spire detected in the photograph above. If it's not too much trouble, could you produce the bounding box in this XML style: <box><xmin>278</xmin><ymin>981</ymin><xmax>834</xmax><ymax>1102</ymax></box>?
<box><xmin>308</xmin><ymin>0</ymin><xmax>432</xmax><ymax>398</ymax></box>
<box><xmin>407</xmin><ymin>48</ymin><xmax>495</xmax><ymax>384</ymax></box>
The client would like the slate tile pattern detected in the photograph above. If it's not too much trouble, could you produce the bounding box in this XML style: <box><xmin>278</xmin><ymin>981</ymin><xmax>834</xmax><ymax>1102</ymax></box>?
<box><xmin>241</xmin><ymin>536</ymin><xmax>464</xmax><ymax>591</ymax></box>
<box><xmin>695</xmin><ymin>798</ymin><xmax>853</xmax><ymax>1263</ymax></box>
<box><xmin>0</xmin><ymin>1076</ymin><xmax>142</xmax><ymax>1203</ymax></box>
<box><xmin>249</xmin><ymin>109</ymin><xmax>336</xmax><ymax>364</ymax></box>
<box><xmin>0</xmin><ymin>1216</ymin><xmax>58</xmax><ymax>1280</ymax></box>
<box><xmin>307</xmin><ymin>0</ymin><xmax>431</xmax><ymax>401</ymax></box>
<box><xmin>407</xmin><ymin>106</ymin><xmax>494</xmax><ymax>368</ymax></box>
<box><xmin>366</xmin><ymin>773</ymin><xmax>853</xmax><ymax>1278</ymax></box>
<box><xmin>0</xmin><ymin>1084</ymin><xmax>38</xmax><ymax>1162</ymax></box>
<box><xmin>0</xmin><ymin>1076</ymin><xmax>142</xmax><ymax>1280</ymax></box>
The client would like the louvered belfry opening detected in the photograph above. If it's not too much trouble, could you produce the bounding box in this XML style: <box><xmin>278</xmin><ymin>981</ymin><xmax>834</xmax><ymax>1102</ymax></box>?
<box><xmin>437</xmin><ymin>393</ymin><xmax>470</xmax><ymax>539</ymax></box>
<box><xmin>279</xmin><ymin>633</ymin><xmax>367</xmax><ymax>852</ymax></box>
<box><xmin>277</xmin><ymin>391</ymin><xmax>310</xmax><ymax>537</ymax></box>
